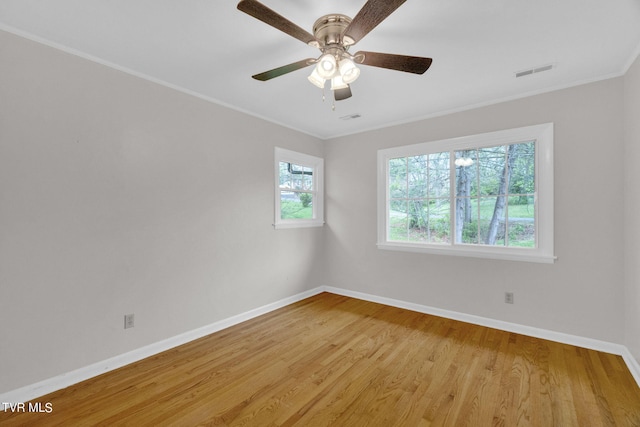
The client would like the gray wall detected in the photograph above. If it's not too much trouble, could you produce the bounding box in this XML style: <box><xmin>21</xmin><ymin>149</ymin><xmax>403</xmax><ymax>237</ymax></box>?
<box><xmin>624</xmin><ymin>54</ymin><xmax>640</xmax><ymax>363</ymax></box>
<box><xmin>323</xmin><ymin>77</ymin><xmax>625</xmax><ymax>343</ymax></box>
<box><xmin>0</xmin><ymin>30</ymin><xmax>324</xmax><ymax>394</ymax></box>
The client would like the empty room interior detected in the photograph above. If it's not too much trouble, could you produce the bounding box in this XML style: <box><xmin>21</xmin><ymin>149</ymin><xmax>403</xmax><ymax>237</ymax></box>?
<box><xmin>2</xmin><ymin>0</ymin><xmax>640</xmax><ymax>425</ymax></box>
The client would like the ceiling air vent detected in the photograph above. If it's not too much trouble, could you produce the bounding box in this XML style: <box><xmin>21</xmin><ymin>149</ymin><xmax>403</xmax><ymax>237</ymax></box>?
<box><xmin>339</xmin><ymin>113</ymin><xmax>362</xmax><ymax>121</ymax></box>
<box><xmin>515</xmin><ymin>63</ymin><xmax>554</xmax><ymax>78</ymax></box>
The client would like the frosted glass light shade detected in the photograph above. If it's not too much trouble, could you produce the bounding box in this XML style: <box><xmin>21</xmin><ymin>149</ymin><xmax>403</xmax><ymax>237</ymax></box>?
<box><xmin>339</xmin><ymin>58</ymin><xmax>360</xmax><ymax>84</ymax></box>
<box><xmin>331</xmin><ymin>75</ymin><xmax>348</xmax><ymax>90</ymax></box>
<box><xmin>307</xmin><ymin>68</ymin><xmax>326</xmax><ymax>88</ymax></box>
<box><xmin>316</xmin><ymin>54</ymin><xmax>337</xmax><ymax>79</ymax></box>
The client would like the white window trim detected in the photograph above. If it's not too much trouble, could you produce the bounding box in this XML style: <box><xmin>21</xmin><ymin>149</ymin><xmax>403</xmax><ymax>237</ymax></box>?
<box><xmin>274</xmin><ymin>147</ymin><xmax>324</xmax><ymax>230</ymax></box>
<box><xmin>377</xmin><ymin>123</ymin><xmax>555</xmax><ymax>263</ymax></box>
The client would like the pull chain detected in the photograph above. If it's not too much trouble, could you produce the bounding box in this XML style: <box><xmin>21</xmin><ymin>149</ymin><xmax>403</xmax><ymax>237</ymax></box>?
<box><xmin>319</xmin><ymin>88</ymin><xmax>336</xmax><ymax>111</ymax></box>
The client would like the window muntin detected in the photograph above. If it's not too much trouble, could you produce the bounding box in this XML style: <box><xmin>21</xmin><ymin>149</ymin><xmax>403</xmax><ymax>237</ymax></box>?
<box><xmin>274</xmin><ymin>148</ymin><xmax>324</xmax><ymax>229</ymax></box>
<box><xmin>378</xmin><ymin>124</ymin><xmax>554</xmax><ymax>263</ymax></box>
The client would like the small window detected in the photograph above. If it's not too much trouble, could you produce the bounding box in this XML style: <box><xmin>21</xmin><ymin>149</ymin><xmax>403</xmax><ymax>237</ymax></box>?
<box><xmin>274</xmin><ymin>147</ymin><xmax>324</xmax><ymax>229</ymax></box>
<box><xmin>378</xmin><ymin>123</ymin><xmax>555</xmax><ymax>263</ymax></box>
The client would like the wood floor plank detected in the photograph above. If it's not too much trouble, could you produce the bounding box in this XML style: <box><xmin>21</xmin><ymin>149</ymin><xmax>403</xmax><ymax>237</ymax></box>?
<box><xmin>2</xmin><ymin>292</ymin><xmax>639</xmax><ymax>426</ymax></box>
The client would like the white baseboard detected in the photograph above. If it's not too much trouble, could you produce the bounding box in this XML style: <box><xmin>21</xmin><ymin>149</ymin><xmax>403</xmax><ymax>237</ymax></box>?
<box><xmin>3</xmin><ymin>285</ymin><xmax>639</xmax><ymax>406</ymax></box>
<box><xmin>321</xmin><ymin>286</ymin><xmax>640</xmax><ymax>388</ymax></box>
<box><xmin>621</xmin><ymin>347</ymin><xmax>640</xmax><ymax>387</ymax></box>
<box><xmin>0</xmin><ymin>287</ymin><xmax>323</xmax><ymax>406</ymax></box>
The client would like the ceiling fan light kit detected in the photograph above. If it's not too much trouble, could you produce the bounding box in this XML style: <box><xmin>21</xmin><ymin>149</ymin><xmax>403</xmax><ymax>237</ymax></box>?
<box><xmin>237</xmin><ymin>0</ymin><xmax>433</xmax><ymax>102</ymax></box>
<box><xmin>307</xmin><ymin>68</ymin><xmax>326</xmax><ymax>88</ymax></box>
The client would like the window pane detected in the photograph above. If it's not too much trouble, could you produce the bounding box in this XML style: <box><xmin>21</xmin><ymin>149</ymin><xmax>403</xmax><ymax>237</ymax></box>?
<box><xmin>453</xmin><ymin>141</ymin><xmax>537</xmax><ymax>248</ymax></box>
<box><xmin>303</xmin><ymin>167</ymin><xmax>314</xmax><ymax>190</ymax></box>
<box><xmin>291</xmin><ymin>164</ymin><xmax>304</xmax><ymax>190</ymax></box>
<box><xmin>406</xmin><ymin>199</ymin><xmax>428</xmax><ymax>242</ymax></box>
<box><xmin>290</xmin><ymin>163</ymin><xmax>304</xmax><ymax>173</ymax></box>
<box><xmin>456</xmin><ymin>197</ymin><xmax>478</xmax><ymax>244</ymax></box>
<box><xmin>508</xmin><ymin>196</ymin><xmax>535</xmax><ymax>247</ymax></box>
<box><xmin>478</xmin><ymin>145</ymin><xmax>506</xmax><ymax>196</ymax></box>
<box><xmin>455</xmin><ymin>150</ymin><xmax>477</xmax><ymax>197</ymax></box>
<box><xmin>509</xmin><ymin>141</ymin><xmax>535</xmax><ymax>195</ymax></box>
<box><xmin>389</xmin><ymin>200</ymin><xmax>408</xmax><ymax>241</ymax></box>
<box><xmin>428</xmin><ymin>202</ymin><xmax>450</xmax><ymax>243</ymax></box>
<box><xmin>408</xmin><ymin>155</ymin><xmax>428</xmax><ymax>198</ymax></box>
<box><xmin>480</xmin><ymin>196</ymin><xmax>506</xmax><ymax>246</ymax></box>
<box><xmin>280</xmin><ymin>191</ymin><xmax>313</xmax><ymax>219</ymax></box>
<box><xmin>279</xmin><ymin>162</ymin><xmax>291</xmax><ymax>188</ymax></box>
<box><xmin>389</xmin><ymin>158</ymin><xmax>407</xmax><ymax>198</ymax></box>
<box><xmin>428</xmin><ymin>152</ymin><xmax>450</xmax><ymax>197</ymax></box>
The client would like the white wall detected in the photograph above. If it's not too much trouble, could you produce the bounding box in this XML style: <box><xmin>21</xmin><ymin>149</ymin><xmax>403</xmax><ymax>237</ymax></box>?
<box><xmin>324</xmin><ymin>77</ymin><xmax>626</xmax><ymax>344</ymax></box>
<box><xmin>624</xmin><ymin>54</ymin><xmax>640</xmax><ymax>363</ymax></box>
<box><xmin>0</xmin><ymin>30</ymin><xmax>324</xmax><ymax>394</ymax></box>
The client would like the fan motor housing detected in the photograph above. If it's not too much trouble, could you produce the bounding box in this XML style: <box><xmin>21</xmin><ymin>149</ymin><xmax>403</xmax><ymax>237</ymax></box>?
<box><xmin>312</xmin><ymin>14</ymin><xmax>354</xmax><ymax>48</ymax></box>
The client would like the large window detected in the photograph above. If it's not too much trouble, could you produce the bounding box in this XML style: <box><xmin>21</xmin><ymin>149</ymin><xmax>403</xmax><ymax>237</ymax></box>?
<box><xmin>274</xmin><ymin>147</ymin><xmax>324</xmax><ymax>229</ymax></box>
<box><xmin>378</xmin><ymin>123</ymin><xmax>555</xmax><ymax>263</ymax></box>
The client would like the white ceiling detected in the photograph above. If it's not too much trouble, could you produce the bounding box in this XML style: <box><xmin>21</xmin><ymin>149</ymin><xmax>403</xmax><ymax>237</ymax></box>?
<box><xmin>1</xmin><ymin>0</ymin><xmax>639</xmax><ymax>139</ymax></box>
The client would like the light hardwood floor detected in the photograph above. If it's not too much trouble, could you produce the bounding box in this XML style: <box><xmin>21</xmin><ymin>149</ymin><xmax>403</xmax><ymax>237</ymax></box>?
<box><xmin>2</xmin><ymin>292</ymin><xmax>640</xmax><ymax>426</ymax></box>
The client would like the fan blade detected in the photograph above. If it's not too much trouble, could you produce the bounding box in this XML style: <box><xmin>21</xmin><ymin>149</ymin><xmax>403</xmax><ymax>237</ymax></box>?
<box><xmin>252</xmin><ymin>58</ymin><xmax>315</xmax><ymax>81</ymax></box>
<box><xmin>342</xmin><ymin>0</ymin><xmax>406</xmax><ymax>45</ymax></box>
<box><xmin>354</xmin><ymin>51</ymin><xmax>432</xmax><ymax>74</ymax></box>
<box><xmin>238</xmin><ymin>0</ymin><xmax>317</xmax><ymax>45</ymax></box>
<box><xmin>334</xmin><ymin>85</ymin><xmax>352</xmax><ymax>101</ymax></box>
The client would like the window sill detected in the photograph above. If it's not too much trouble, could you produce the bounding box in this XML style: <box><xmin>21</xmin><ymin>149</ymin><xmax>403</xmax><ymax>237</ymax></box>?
<box><xmin>273</xmin><ymin>220</ymin><xmax>325</xmax><ymax>230</ymax></box>
<box><xmin>377</xmin><ymin>242</ymin><xmax>556</xmax><ymax>264</ymax></box>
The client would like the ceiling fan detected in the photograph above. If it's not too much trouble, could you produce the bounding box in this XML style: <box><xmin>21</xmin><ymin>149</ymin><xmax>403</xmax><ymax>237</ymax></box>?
<box><xmin>237</xmin><ymin>0</ymin><xmax>432</xmax><ymax>102</ymax></box>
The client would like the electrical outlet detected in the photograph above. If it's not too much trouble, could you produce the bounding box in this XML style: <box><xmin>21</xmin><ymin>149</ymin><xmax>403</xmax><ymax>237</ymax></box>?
<box><xmin>124</xmin><ymin>313</ymin><xmax>135</xmax><ymax>329</ymax></box>
<box><xmin>504</xmin><ymin>292</ymin><xmax>514</xmax><ymax>304</ymax></box>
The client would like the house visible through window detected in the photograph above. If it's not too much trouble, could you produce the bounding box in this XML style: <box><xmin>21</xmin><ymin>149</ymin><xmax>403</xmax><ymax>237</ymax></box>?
<box><xmin>378</xmin><ymin>123</ymin><xmax>554</xmax><ymax>263</ymax></box>
<box><xmin>274</xmin><ymin>147</ymin><xmax>324</xmax><ymax>229</ymax></box>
